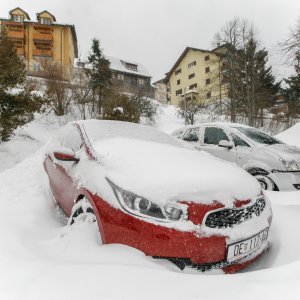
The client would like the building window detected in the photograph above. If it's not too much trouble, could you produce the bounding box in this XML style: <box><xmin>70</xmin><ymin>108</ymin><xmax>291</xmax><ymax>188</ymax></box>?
<box><xmin>206</xmin><ymin>92</ymin><xmax>211</xmax><ymax>99</ymax></box>
<box><xmin>176</xmin><ymin>89</ymin><xmax>182</xmax><ymax>96</ymax></box>
<box><xmin>189</xmin><ymin>83</ymin><xmax>197</xmax><ymax>90</ymax></box>
<box><xmin>33</xmin><ymin>63</ymin><xmax>40</xmax><ymax>72</ymax></box>
<box><xmin>40</xmin><ymin>17</ymin><xmax>52</xmax><ymax>25</ymax></box>
<box><xmin>117</xmin><ymin>73</ymin><xmax>124</xmax><ymax>80</ymax></box>
<box><xmin>138</xmin><ymin>78</ymin><xmax>145</xmax><ymax>85</ymax></box>
<box><xmin>125</xmin><ymin>63</ymin><xmax>138</xmax><ymax>71</ymax></box>
<box><xmin>205</xmin><ymin>67</ymin><xmax>210</xmax><ymax>73</ymax></box>
<box><xmin>76</xmin><ymin>61</ymin><xmax>86</xmax><ymax>68</ymax></box>
<box><xmin>12</xmin><ymin>15</ymin><xmax>24</xmax><ymax>22</ymax></box>
<box><xmin>188</xmin><ymin>61</ymin><xmax>196</xmax><ymax>68</ymax></box>
<box><xmin>175</xmin><ymin>68</ymin><xmax>181</xmax><ymax>75</ymax></box>
<box><xmin>206</xmin><ymin>78</ymin><xmax>211</xmax><ymax>85</ymax></box>
<box><xmin>205</xmin><ymin>55</ymin><xmax>210</xmax><ymax>61</ymax></box>
<box><xmin>188</xmin><ymin>73</ymin><xmax>195</xmax><ymax>79</ymax></box>
<box><xmin>177</xmin><ymin>79</ymin><xmax>180</xmax><ymax>85</ymax></box>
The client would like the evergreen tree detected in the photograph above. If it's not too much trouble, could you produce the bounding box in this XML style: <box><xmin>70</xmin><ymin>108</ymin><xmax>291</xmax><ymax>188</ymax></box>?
<box><xmin>0</xmin><ymin>28</ymin><xmax>42</xmax><ymax>142</ymax></box>
<box><xmin>86</xmin><ymin>38</ymin><xmax>112</xmax><ymax>118</ymax></box>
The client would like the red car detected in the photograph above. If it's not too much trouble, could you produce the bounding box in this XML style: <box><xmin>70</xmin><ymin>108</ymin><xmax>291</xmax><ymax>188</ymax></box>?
<box><xmin>44</xmin><ymin>120</ymin><xmax>272</xmax><ymax>273</ymax></box>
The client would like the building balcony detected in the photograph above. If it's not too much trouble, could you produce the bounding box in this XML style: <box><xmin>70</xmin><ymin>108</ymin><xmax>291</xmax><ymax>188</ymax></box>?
<box><xmin>3</xmin><ymin>20</ymin><xmax>24</xmax><ymax>30</ymax></box>
<box><xmin>33</xmin><ymin>32</ymin><xmax>53</xmax><ymax>42</ymax></box>
<box><xmin>7</xmin><ymin>30</ymin><xmax>25</xmax><ymax>40</ymax></box>
<box><xmin>16</xmin><ymin>48</ymin><xmax>25</xmax><ymax>55</ymax></box>
<box><xmin>33</xmin><ymin>24</ymin><xmax>52</xmax><ymax>32</ymax></box>
<box><xmin>32</xmin><ymin>49</ymin><xmax>53</xmax><ymax>57</ymax></box>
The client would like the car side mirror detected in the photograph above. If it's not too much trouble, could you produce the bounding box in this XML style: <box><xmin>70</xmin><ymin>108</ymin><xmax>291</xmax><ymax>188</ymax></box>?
<box><xmin>218</xmin><ymin>140</ymin><xmax>234</xmax><ymax>149</ymax></box>
<box><xmin>53</xmin><ymin>148</ymin><xmax>79</xmax><ymax>163</ymax></box>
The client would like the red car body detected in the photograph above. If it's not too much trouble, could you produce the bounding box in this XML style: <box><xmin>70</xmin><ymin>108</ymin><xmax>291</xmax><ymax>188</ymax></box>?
<box><xmin>44</xmin><ymin>120</ymin><xmax>272</xmax><ymax>273</ymax></box>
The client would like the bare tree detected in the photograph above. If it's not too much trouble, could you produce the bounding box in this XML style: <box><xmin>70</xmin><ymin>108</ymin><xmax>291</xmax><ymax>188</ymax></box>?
<box><xmin>281</xmin><ymin>17</ymin><xmax>300</xmax><ymax>68</ymax></box>
<box><xmin>42</xmin><ymin>61</ymin><xmax>73</xmax><ymax>116</ymax></box>
<box><xmin>215</xmin><ymin>18</ymin><xmax>279</xmax><ymax>126</ymax></box>
<box><xmin>177</xmin><ymin>98</ymin><xmax>206</xmax><ymax>125</ymax></box>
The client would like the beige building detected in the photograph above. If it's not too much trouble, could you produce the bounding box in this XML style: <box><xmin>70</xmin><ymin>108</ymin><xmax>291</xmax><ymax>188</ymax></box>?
<box><xmin>0</xmin><ymin>7</ymin><xmax>78</xmax><ymax>79</ymax></box>
<box><xmin>153</xmin><ymin>78</ymin><xmax>169</xmax><ymax>104</ymax></box>
<box><xmin>166</xmin><ymin>46</ymin><xmax>227</xmax><ymax>106</ymax></box>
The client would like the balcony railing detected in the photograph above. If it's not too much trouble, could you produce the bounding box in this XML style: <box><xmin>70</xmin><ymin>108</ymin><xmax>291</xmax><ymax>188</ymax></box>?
<box><xmin>33</xmin><ymin>32</ymin><xmax>53</xmax><ymax>42</ymax></box>
<box><xmin>3</xmin><ymin>21</ymin><xmax>24</xmax><ymax>30</ymax></box>
<box><xmin>7</xmin><ymin>30</ymin><xmax>25</xmax><ymax>40</ymax></box>
<box><xmin>33</xmin><ymin>24</ymin><xmax>52</xmax><ymax>32</ymax></box>
<box><xmin>16</xmin><ymin>48</ymin><xmax>25</xmax><ymax>55</ymax></box>
<box><xmin>32</xmin><ymin>49</ymin><xmax>53</xmax><ymax>57</ymax></box>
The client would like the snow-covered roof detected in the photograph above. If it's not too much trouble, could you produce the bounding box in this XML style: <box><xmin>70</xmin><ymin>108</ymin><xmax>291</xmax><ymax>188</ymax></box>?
<box><xmin>75</xmin><ymin>56</ymin><xmax>152</xmax><ymax>78</ymax></box>
<box><xmin>105</xmin><ymin>56</ymin><xmax>151</xmax><ymax>78</ymax></box>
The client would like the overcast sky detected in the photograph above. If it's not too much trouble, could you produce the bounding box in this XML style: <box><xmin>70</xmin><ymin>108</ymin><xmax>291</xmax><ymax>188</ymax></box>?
<box><xmin>2</xmin><ymin>0</ymin><xmax>300</xmax><ymax>81</ymax></box>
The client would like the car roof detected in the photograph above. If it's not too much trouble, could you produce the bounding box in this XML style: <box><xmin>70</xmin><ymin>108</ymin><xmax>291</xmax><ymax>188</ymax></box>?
<box><xmin>76</xmin><ymin>119</ymin><xmax>183</xmax><ymax>147</ymax></box>
<box><xmin>173</xmin><ymin>122</ymin><xmax>252</xmax><ymax>133</ymax></box>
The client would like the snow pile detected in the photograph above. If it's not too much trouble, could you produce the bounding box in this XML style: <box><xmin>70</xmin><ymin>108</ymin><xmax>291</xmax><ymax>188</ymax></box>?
<box><xmin>276</xmin><ymin>123</ymin><xmax>300</xmax><ymax>147</ymax></box>
<box><xmin>0</xmin><ymin>105</ymin><xmax>300</xmax><ymax>299</ymax></box>
<box><xmin>91</xmin><ymin>136</ymin><xmax>261</xmax><ymax>206</ymax></box>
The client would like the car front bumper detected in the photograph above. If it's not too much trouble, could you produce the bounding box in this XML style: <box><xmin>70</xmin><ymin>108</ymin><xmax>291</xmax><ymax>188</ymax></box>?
<box><xmin>270</xmin><ymin>170</ymin><xmax>300</xmax><ymax>191</ymax></box>
<box><xmin>89</xmin><ymin>192</ymin><xmax>272</xmax><ymax>271</ymax></box>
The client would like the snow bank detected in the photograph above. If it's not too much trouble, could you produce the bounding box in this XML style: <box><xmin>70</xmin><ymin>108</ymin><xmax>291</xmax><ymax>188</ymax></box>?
<box><xmin>276</xmin><ymin>123</ymin><xmax>300</xmax><ymax>148</ymax></box>
<box><xmin>1</xmin><ymin>105</ymin><xmax>300</xmax><ymax>299</ymax></box>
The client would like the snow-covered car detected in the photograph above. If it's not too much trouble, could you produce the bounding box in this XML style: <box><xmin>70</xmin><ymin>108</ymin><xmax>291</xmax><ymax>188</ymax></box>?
<box><xmin>172</xmin><ymin>122</ymin><xmax>300</xmax><ymax>191</ymax></box>
<box><xmin>44</xmin><ymin>120</ymin><xmax>272</xmax><ymax>273</ymax></box>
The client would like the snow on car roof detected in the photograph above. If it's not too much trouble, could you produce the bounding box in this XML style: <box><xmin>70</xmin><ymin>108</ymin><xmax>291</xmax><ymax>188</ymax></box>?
<box><xmin>70</xmin><ymin>120</ymin><xmax>261</xmax><ymax>208</ymax></box>
<box><xmin>173</xmin><ymin>122</ymin><xmax>251</xmax><ymax>133</ymax></box>
<box><xmin>80</xmin><ymin>120</ymin><xmax>183</xmax><ymax>147</ymax></box>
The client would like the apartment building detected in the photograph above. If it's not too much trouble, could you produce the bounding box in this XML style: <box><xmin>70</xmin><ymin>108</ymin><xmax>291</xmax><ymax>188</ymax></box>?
<box><xmin>75</xmin><ymin>56</ymin><xmax>155</xmax><ymax>98</ymax></box>
<box><xmin>153</xmin><ymin>78</ymin><xmax>169</xmax><ymax>104</ymax></box>
<box><xmin>0</xmin><ymin>7</ymin><xmax>78</xmax><ymax>80</ymax></box>
<box><xmin>166</xmin><ymin>46</ymin><xmax>227</xmax><ymax>106</ymax></box>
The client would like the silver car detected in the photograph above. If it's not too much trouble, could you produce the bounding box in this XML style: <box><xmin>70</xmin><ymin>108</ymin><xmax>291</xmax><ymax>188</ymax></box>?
<box><xmin>172</xmin><ymin>122</ymin><xmax>300</xmax><ymax>191</ymax></box>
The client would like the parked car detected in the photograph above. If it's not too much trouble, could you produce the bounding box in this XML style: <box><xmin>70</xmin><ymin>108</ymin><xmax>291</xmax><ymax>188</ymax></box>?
<box><xmin>172</xmin><ymin>122</ymin><xmax>300</xmax><ymax>191</ymax></box>
<box><xmin>44</xmin><ymin>120</ymin><xmax>272</xmax><ymax>273</ymax></box>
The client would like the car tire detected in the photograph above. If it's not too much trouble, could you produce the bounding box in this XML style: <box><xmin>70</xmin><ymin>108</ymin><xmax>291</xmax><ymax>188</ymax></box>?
<box><xmin>68</xmin><ymin>196</ymin><xmax>96</xmax><ymax>226</ymax></box>
<box><xmin>248</xmin><ymin>169</ymin><xmax>278</xmax><ymax>191</ymax></box>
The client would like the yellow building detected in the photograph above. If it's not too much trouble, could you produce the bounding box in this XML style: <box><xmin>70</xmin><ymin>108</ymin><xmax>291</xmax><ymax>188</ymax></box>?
<box><xmin>0</xmin><ymin>7</ymin><xmax>78</xmax><ymax>79</ymax></box>
<box><xmin>166</xmin><ymin>46</ymin><xmax>227</xmax><ymax>106</ymax></box>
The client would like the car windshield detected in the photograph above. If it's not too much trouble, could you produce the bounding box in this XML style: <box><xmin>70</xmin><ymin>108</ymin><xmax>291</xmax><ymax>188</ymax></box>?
<box><xmin>83</xmin><ymin>120</ymin><xmax>184</xmax><ymax>147</ymax></box>
<box><xmin>234</xmin><ymin>127</ymin><xmax>283</xmax><ymax>145</ymax></box>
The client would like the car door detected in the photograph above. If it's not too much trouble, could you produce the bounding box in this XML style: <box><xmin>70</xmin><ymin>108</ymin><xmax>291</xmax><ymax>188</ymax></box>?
<box><xmin>201</xmin><ymin>126</ymin><xmax>237</xmax><ymax>163</ymax></box>
<box><xmin>230</xmin><ymin>132</ymin><xmax>253</xmax><ymax>168</ymax></box>
<box><xmin>44</xmin><ymin>124</ymin><xmax>83</xmax><ymax>215</ymax></box>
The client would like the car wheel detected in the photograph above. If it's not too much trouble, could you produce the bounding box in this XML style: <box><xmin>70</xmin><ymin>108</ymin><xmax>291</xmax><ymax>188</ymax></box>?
<box><xmin>253</xmin><ymin>174</ymin><xmax>276</xmax><ymax>191</ymax></box>
<box><xmin>68</xmin><ymin>196</ymin><xmax>96</xmax><ymax>226</ymax></box>
<box><xmin>248</xmin><ymin>169</ymin><xmax>278</xmax><ymax>191</ymax></box>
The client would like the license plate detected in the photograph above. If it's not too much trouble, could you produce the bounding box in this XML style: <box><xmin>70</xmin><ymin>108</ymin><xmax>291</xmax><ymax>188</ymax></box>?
<box><xmin>227</xmin><ymin>228</ymin><xmax>269</xmax><ymax>262</ymax></box>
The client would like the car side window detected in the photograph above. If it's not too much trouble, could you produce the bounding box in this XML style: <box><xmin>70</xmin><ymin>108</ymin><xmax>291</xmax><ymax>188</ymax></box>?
<box><xmin>204</xmin><ymin>127</ymin><xmax>228</xmax><ymax>145</ymax></box>
<box><xmin>183</xmin><ymin>128</ymin><xmax>199</xmax><ymax>142</ymax></box>
<box><xmin>61</xmin><ymin>125</ymin><xmax>83</xmax><ymax>152</ymax></box>
<box><xmin>231</xmin><ymin>133</ymin><xmax>250</xmax><ymax>147</ymax></box>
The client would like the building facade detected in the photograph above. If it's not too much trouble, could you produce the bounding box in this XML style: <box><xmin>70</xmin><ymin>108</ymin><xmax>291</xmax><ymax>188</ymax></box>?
<box><xmin>75</xmin><ymin>56</ymin><xmax>155</xmax><ymax>98</ymax></box>
<box><xmin>0</xmin><ymin>7</ymin><xmax>78</xmax><ymax>79</ymax></box>
<box><xmin>166</xmin><ymin>46</ymin><xmax>227</xmax><ymax>106</ymax></box>
<box><xmin>153</xmin><ymin>78</ymin><xmax>169</xmax><ymax>104</ymax></box>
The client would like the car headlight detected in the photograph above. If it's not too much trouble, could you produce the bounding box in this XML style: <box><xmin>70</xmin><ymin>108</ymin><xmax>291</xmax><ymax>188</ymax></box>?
<box><xmin>280</xmin><ymin>158</ymin><xmax>300</xmax><ymax>171</ymax></box>
<box><xmin>106</xmin><ymin>178</ymin><xmax>188</xmax><ymax>222</ymax></box>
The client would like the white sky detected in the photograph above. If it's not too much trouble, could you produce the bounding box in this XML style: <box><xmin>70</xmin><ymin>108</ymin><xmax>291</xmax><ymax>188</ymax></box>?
<box><xmin>2</xmin><ymin>0</ymin><xmax>300</xmax><ymax>81</ymax></box>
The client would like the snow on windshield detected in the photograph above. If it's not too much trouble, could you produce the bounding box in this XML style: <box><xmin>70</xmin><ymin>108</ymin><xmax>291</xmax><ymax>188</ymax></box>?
<box><xmin>82</xmin><ymin>120</ymin><xmax>182</xmax><ymax>147</ymax></box>
<box><xmin>234</xmin><ymin>127</ymin><xmax>283</xmax><ymax>145</ymax></box>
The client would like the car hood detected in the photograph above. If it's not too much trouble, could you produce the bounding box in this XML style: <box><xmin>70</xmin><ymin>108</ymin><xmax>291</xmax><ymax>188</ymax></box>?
<box><xmin>88</xmin><ymin>137</ymin><xmax>261</xmax><ymax>207</ymax></box>
<box><xmin>260</xmin><ymin>143</ymin><xmax>300</xmax><ymax>161</ymax></box>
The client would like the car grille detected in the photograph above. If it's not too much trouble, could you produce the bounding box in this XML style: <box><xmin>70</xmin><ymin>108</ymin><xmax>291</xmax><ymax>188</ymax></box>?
<box><xmin>205</xmin><ymin>197</ymin><xmax>266</xmax><ymax>229</ymax></box>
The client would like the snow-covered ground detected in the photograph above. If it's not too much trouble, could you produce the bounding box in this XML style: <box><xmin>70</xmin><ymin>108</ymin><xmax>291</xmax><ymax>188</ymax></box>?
<box><xmin>0</xmin><ymin>106</ymin><xmax>300</xmax><ymax>299</ymax></box>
